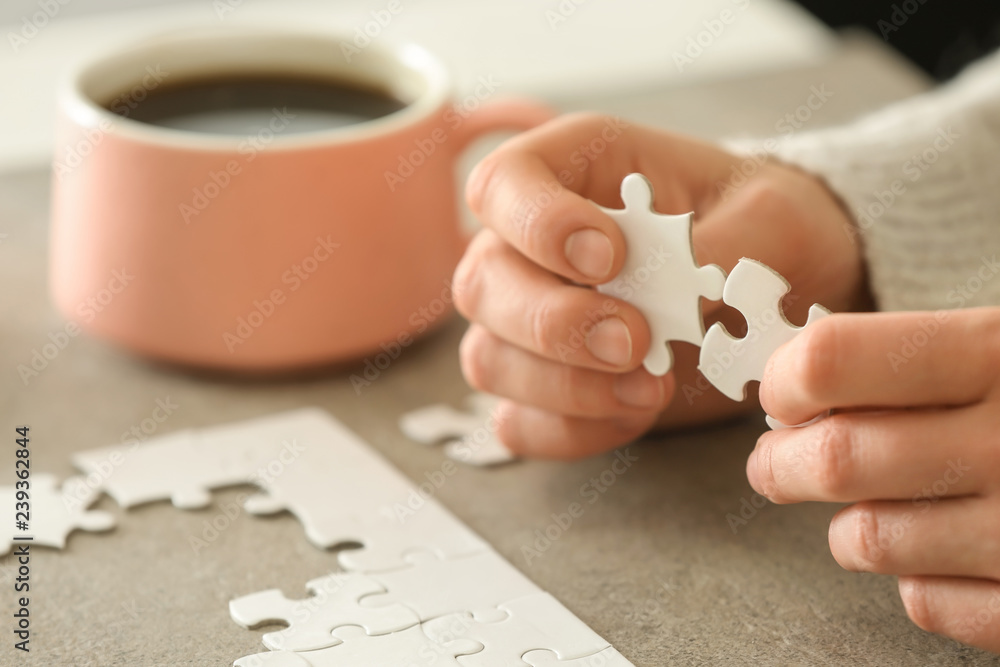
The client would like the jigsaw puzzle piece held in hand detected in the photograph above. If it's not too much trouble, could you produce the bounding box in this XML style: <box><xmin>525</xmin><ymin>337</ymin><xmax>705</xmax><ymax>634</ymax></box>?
<box><xmin>0</xmin><ymin>474</ymin><xmax>115</xmax><ymax>556</ymax></box>
<box><xmin>229</xmin><ymin>572</ymin><xmax>418</xmax><ymax>652</ymax></box>
<box><xmin>422</xmin><ymin>592</ymin><xmax>610</xmax><ymax>667</ymax></box>
<box><xmin>360</xmin><ymin>549</ymin><xmax>540</xmax><ymax>621</ymax></box>
<box><xmin>399</xmin><ymin>393</ymin><xmax>515</xmax><ymax>467</ymax></box>
<box><xmin>234</xmin><ymin>626</ymin><xmax>480</xmax><ymax>667</ymax></box>
<box><xmin>595</xmin><ymin>173</ymin><xmax>726</xmax><ymax>376</ymax></box>
<box><xmin>698</xmin><ymin>257</ymin><xmax>830</xmax><ymax>403</ymax></box>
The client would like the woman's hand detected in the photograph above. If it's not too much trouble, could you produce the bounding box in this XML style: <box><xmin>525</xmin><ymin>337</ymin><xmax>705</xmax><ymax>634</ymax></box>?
<box><xmin>749</xmin><ymin>308</ymin><xmax>1000</xmax><ymax>653</ymax></box>
<box><xmin>455</xmin><ymin>112</ymin><xmax>868</xmax><ymax>458</ymax></box>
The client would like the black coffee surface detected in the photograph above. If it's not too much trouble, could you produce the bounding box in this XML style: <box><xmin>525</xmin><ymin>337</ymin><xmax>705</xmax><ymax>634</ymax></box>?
<box><xmin>107</xmin><ymin>74</ymin><xmax>407</xmax><ymax>135</ymax></box>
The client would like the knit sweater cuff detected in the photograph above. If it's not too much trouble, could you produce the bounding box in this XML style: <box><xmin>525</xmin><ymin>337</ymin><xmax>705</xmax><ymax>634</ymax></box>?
<box><xmin>724</xmin><ymin>52</ymin><xmax>1000</xmax><ymax>312</ymax></box>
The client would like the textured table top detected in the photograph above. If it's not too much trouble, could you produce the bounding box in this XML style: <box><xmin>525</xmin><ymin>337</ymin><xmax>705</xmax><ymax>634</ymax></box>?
<box><xmin>2</xmin><ymin>33</ymin><xmax>998</xmax><ymax>666</ymax></box>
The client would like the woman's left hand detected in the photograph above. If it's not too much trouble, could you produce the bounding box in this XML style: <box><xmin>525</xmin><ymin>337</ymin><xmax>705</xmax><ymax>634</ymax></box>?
<box><xmin>748</xmin><ymin>308</ymin><xmax>1000</xmax><ymax>653</ymax></box>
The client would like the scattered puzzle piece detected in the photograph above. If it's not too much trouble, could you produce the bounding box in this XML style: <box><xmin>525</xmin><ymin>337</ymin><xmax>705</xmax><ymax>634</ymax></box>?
<box><xmin>399</xmin><ymin>393</ymin><xmax>515</xmax><ymax>467</ymax></box>
<box><xmin>229</xmin><ymin>572</ymin><xmax>418</xmax><ymax>652</ymax></box>
<box><xmin>1</xmin><ymin>474</ymin><xmax>115</xmax><ymax>556</ymax></box>
<box><xmin>698</xmin><ymin>257</ymin><xmax>830</xmax><ymax>402</ymax></box>
<box><xmin>361</xmin><ymin>549</ymin><xmax>540</xmax><ymax>621</ymax></box>
<box><xmin>423</xmin><ymin>592</ymin><xmax>609</xmax><ymax>666</ymax></box>
<box><xmin>595</xmin><ymin>173</ymin><xmax>726</xmax><ymax>376</ymax></box>
<box><xmin>523</xmin><ymin>647</ymin><xmax>634</xmax><ymax>667</ymax></box>
<box><xmin>234</xmin><ymin>625</ymin><xmax>479</xmax><ymax>667</ymax></box>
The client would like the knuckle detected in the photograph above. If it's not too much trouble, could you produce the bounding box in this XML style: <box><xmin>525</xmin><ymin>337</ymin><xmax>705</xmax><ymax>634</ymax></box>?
<box><xmin>458</xmin><ymin>326</ymin><xmax>494</xmax><ymax>393</ymax></box>
<box><xmin>529</xmin><ymin>298</ymin><xmax>560</xmax><ymax>358</ymax></box>
<box><xmin>792</xmin><ymin>317</ymin><xmax>842</xmax><ymax>405</ymax></box>
<box><xmin>451</xmin><ymin>233</ymin><xmax>497</xmax><ymax>320</ymax></box>
<box><xmin>466</xmin><ymin>151</ymin><xmax>505</xmax><ymax>215</ymax></box>
<box><xmin>557</xmin><ymin>111</ymin><xmax>608</xmax><ymax>133</ymax></box>
<box><xmin>810</xmin><ymin>416</ymin><xmax>856</xmax><ymax>498</ymax></box>
<box><xmin>753</xmin><ymin>435</ymin><xmax>783</xmax><ymax>501</ymax></box>
<box><xmin>740</xmin><ymin>177</ymin><xmax>796</xmax><ymax>217</ymax></box>
<box><xmin>844</xmin><ymin>503</ymin><xmax>886</xmax><ymax>568</ymax></box>
<box><xmin>898</xmin><ymin>579</ymin><xmax>937</xmax><ymax>633</ymax></box>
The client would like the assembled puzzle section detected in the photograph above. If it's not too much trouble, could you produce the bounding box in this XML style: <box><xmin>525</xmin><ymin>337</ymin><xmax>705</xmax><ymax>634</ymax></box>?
<box><xmin>595</xmin><ymin>173</ymin><xmax>726</xmax><ymax>376</ymax></box>
<box><xmin>229</xmin><ymin>572</ymin><xmax>418</xmax><ymax>651</ymax></box>
<box><xmin>399</xmin><ymin>393</ymin><xmax>516</xmax><ymax>467</ymax></box>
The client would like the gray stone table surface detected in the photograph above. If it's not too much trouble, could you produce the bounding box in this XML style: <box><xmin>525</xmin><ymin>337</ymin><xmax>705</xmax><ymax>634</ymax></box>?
<box><xmin>2</xmin><ymin>33</ymin><xmax>998</xmax><ymax>667</ymax></box>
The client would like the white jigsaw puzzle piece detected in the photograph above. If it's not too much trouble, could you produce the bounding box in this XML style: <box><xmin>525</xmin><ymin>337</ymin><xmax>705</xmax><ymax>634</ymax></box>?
<box><xmin>0</xmin><ymin>474</ymin><xmax>115</xmax><ymax>556</ymax></box>
<box><xmin>422</xmin><ymin>592</ymin><xmax>609</xmax><ymax>666</ymax></box>
<box><xmin>698</xmin><ymin>258</ymin><xmax>830</xmax><ymax>402</ymax></box>
<box><xmin>220</xmin><ymin>409</ymin><xmax>490</xmax><ymax>572</ymax></box>
<box><xmin>234</xmin><ymin>625</ymin><xmax>480</xmax><ymax>667</ymax></box>
<box><xmin>399</xmin><ymin>394</ymin><xmax>516</xmax><ymax>467</ymax></box>
<box><xmin>595</xmin><ymin>173</ymin><xmax>726</xmax><ymax>376</ymax></box>
<box><xmin>523</xmin><ymin>647</ymin><xmax>635</xmax><ymax>667</ymax></box>
<box><xmin>229</xmin><ymin>572</ymin><xmax>419</xmax><ymax>652</ymax></box>
<box><xmin>360</xmin><ymin>549</ymin><xmax>540</xmax><ymax>621</ymax></box>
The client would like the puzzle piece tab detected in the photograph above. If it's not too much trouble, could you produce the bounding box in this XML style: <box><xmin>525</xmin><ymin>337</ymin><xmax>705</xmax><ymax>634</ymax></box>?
<box><xmin>72</xmin><ymin>417</ymin><xmax>293</xmax><ymax>510</ymax></box>
<box><xmin>698</xmin><ymin>257</ymin><xmax>830</xmax><ymax>402</ymax></box>
<box><xmin>423</xmin><ymin>592</ymin><xmax>609</xmax><ymax>666</ymax></box>
<box><xmin>229</xmin><ymin>572</ymin><xmax>418</xmax><ymax>652</ymax></box>
<box><xmin>1</xmin><ymin>474</ymin><xmax>115</xmax><ymax>555</ymax></box>
<box><xmin>399</xmin><ymin>393</ymin><xmax>516</xmax><ymax>467</ymax></box>
<box><xmin>234</xmin><ymin>625</ymin><xmax>479</xmax><ymax>667</ymax></box>
<box><xmin>595</xmin><ymin>173</ymin><xmax>726</xmax><ymax>376</ymax></box>
<box><xmin>524</xmin><ymin>647</ymin><xmax>634</xmax><ymax>667</ymax></box>
<box><xmin>361</xmin><ymin>549</ymin><xmax>540</xmax><ymax>621</ymax></box>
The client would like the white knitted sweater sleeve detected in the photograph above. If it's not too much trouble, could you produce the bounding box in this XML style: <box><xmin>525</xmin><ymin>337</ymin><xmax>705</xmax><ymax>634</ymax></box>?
<box><xmin>727</xmin><ymin>51</ymin><xmax>1000</xmax><ymax>312</ymax></box>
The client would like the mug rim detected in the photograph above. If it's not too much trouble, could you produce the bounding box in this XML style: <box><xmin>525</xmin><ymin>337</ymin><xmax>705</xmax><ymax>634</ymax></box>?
<box><xmin>58</xmin><ymin>26</ymin><xmax>452</xmax><ymax>152</ymax></box>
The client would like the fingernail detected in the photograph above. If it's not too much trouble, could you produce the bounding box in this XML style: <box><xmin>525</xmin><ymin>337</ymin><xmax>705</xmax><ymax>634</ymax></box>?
<box><xmin>586</xmin><ymin>317</ymin><xmax>632</xmax><ymax>366</ymax></box>
<box><xmin>565</xmin><ymin>229</ymin><xmax>614</xmax><ymax>280</ymax></box>
<box><xmin>614</xmin><ymin>372</ymin><xmax>664</xmax><ymax>409</ymax></box>
<box><xmin>746</xmin><ymin>449</ymin><xmax>760</xmax><ymax>489</ymax></box>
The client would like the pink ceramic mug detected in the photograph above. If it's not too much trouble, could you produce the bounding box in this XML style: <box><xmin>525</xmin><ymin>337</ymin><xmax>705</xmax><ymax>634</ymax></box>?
<box><xmin>50</xmin><ymin>28</ymin><xmax>552</xmax><ymax>371</ymax></box>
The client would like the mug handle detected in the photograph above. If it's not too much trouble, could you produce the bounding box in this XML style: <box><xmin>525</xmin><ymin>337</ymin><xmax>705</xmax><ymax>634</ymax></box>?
<box><xmin>448</xmin><ymin>97</ymin><xmax>557</xmax><ymax>157</ymax></box>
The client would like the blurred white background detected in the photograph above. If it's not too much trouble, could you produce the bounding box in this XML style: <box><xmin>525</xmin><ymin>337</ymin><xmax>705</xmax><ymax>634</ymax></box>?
<box><xmin>0</xmin><ymin>0</ymin><xmax>834</xmax><ymax>170</ymax></box>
